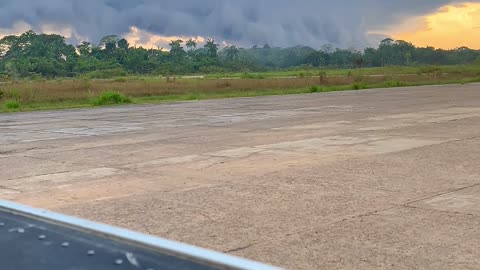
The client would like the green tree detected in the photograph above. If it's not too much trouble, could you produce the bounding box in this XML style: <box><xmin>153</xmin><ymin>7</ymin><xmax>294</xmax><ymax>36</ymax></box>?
<box><xmin>204</xmin><ymin>38</ymin><xmax>219</xmax><ymax>58</ymax></box>
<box><xmin>99</xmin><ymin>35</ymin><xmax>120</xmax><ymax>48</ymax></box>
<box><xmin>305</xmin><ymin>51</ymin><xmax>329</xmax><ymax>67</ymax></box>
<box><xmin>1</xmin><ymin>29</ymin><xmax>480</xmax><ymax>78</ymax></box>
<box><xmin>225</xmin><ymin>45</ymin><xmax>239</xmax><ymax>61</ymax></box>
<box><xmin>168</xmin><ymin>39</ymin><xmax>185</xmax><ymax>59</ymax></box>
<box><xmin>77</xmin><ymin>42</ymin><xmax>92</xmax><ymax>56</ymax></box>
<box><xmin>186</xmin><ymin>38</ymin><xmax>197</xmax><ymax>52</ymax></box>
<box><xmin>352</xmin><ymin>53</ymin><xmax>365</xmax><ymax>68</ymax></box>
<box><xmin>118</xmin><ymin>39</ymin><xmax>129</xmax><ymax>50</ymax></box>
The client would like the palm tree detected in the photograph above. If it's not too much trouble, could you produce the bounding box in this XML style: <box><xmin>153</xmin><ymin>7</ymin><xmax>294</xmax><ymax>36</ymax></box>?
<box><xmin>168</xmin><ymin>39</ymin><xmax>185</xmax><ymax>58</ymax></box>
<box><xmin>169</xmin><ymin>40</ymin><xmax>184</xmax><ymax>51</ymax></box>
<box><xmin>186</xmin><ymin>38</ymin><xmax>197</xmax><ymax>52</ymax></box>
<box><xmin>225</xmin><ymin>45</ymin><xmax>239</xmax><ymax>61</ymax></box>
<box><xmin>204</xmin><ymin>38</ymin><xmax>219</xmax><ymax>58</ymax></box>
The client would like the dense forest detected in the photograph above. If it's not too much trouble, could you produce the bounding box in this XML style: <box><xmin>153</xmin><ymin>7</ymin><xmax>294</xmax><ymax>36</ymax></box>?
<box><xmin>1</xmin><ymin>30</ymin><xmax>480</xmax><ymax>78</ymax></box>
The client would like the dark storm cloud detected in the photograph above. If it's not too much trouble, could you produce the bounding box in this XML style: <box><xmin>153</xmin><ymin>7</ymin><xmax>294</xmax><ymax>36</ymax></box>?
<box><xmin>0</xmin><ymin>0</ymin><xmax>473</xmax><ymax>47</ymax></box>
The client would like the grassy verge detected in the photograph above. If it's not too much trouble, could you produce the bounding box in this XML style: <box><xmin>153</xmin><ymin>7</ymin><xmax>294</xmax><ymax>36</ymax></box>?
<box><xmin>1</xmin><ymin>76</ymin><xmax>478</xmax><ymax>113</ymax></box>
<box><xmin>2</xmin><ymin>63</ymin><xmax>479</xmax><ymax>113</ymax></box>
<box><xmin>205</xmin><ymin>64</ymin><xmax>480</xmax><ymax>79</ymax></box>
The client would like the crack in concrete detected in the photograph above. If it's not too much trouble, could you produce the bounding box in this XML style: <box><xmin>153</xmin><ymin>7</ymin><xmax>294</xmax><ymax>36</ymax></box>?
<box><xmin>280</xmin><ymin>183</ymin><xmax>480</xmax><ymax>239</ymax></box>
<box><xmin>404</xmin><ymin>183</ymin><xmax>480</xmax><ymax>206</ymax></box>
<box><xmin>5</xmin><ymin>170</ymin><xmax>74</xmax><ymax>181</ymax></box>
<box><xmin>225</xmin><ymin>243</ymin><xmax>258</xmax><ymax>254</ymax></box>
<box><xmin>330</xmin><ymin>205</ymin><xmax>400</xmax><ymax>225</ymax></box>
<box><xmin>280</xmin><ymin>205</ymin><xmax>401</xmax><ymax>239</ymax></box>
<box><xmin>0</xmin><ymin>185</ymin><xmax>22</xmax><ymax>193</ymax></box>
<box><xmin>401</xmin><ymin>204</ymin><xmax>480</xmax><ymax>218</ymax></box>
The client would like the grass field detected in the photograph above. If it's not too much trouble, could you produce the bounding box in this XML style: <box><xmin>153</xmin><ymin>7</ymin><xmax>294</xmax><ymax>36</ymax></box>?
<box><xmin>1</xmin><ymin>65</ymin><xmax>480</xmax><ymax>112</ymax></box>
<box><xmin>205</xmin><ymin>64</ymin><xmax>480</xmax><ymax>79</ymax></box>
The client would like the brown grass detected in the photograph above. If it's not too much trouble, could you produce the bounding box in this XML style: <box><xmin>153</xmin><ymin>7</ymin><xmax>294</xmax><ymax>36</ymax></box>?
<box><xmin>0</xmin><ymin>72</ymin><xmax>472</xmax><ymax>105</ymax></box>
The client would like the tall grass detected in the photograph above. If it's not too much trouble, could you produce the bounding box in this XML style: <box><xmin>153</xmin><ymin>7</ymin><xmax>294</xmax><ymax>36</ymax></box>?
<box><xmin>1</xmin><ymin>64</ymin><xmax>480</xmax><ymax>112</ymax></box>
<box><xmin>205</xmin><ymin>64</ymin><xmax>480</xmax><ymax>79</ymax></box>
<box><xmin>0</xmin><ymin>73</ymin><xmax>441</xmax><ymax>105</ymax></box>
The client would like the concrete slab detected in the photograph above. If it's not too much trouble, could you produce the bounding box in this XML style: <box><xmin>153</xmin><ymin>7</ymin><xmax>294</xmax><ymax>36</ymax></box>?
<box><xmin>411</xmin><ymin>184</ymin><xmax>480</xmax><ymax>216</ymax></box>
<box><xmin>1</xmin><ymin>84</ymin><xmax>480</xmax><ymax>269</ymax></box>
<box><xmin>1</xmin><ymin>156</ymin><xmax>89</xmax><ymax>180</ymax></box>
<box><xmin>2</xmin><ymin>167</ymin><xmax>128</xmax><ymax>192</ymax></box>
<box><xmin>56</xmin><ymin>178</ymin><xmax>397</xmax><ymax>253</ymax></box>
<box><xmin>233</xmin><ymin>207</ymin><xmax>480</xmax><ymax>270</ymax></box>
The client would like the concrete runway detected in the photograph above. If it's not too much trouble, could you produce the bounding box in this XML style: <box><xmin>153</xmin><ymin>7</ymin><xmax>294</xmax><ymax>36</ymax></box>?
<box><xmin>1</xmin><ymin>84</ymin><xmax>480</xmax><ymax>269</ymax></box>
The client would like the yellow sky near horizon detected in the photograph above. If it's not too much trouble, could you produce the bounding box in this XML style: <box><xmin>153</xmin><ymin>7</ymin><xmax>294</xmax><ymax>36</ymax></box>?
<box><xmin>123</xmin><ymin>26</ymin><xmax>208</xmax><ymax>50</ymax></box>
<box><xmin>393</xmin><ymin>2</ymin><xmax>480</xmax><ymax>49</ymax></box>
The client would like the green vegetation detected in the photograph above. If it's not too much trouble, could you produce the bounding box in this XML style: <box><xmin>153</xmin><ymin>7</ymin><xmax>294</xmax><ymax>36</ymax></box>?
<box><xmin>309</xmin><ymin>86</ymin><xmax>320</xmax><ymax>93</ymax></box>
<box><xmin>1</xmin><ymin>30</ymin><xmax>480</xmax><ymax>113</ymax></box>
<box><xmin>0</xmin><ymin>71</ymin><xmax>478</xmax><ymax>113</ymax></box>
<box><xmin>205</xmin><ymin>64</ymin><xmax>480</xmax><ymax>79</ymax></box>
<box><xmin>4</xmin><ymin>100</ymin><xmax>20</xmax><ymax>110</ymax></box>
<box><xmin>352</xmin><ymin>82</ymin><xmax>368</xmax><ymax>90</ymax></box>
<box><xmin>383</xmin><ymin>80</ymin><xmax>406</xmax><ymax>88</ymax></box>
<box><xmin>93</xmin><ymin>91</ymin><xmax>132</xmax><ymax>106</ymax></box>
<box><xmin>1</xmin><ymin>31</ymin><xmax>480</xmax><ymax>79</ymax></box>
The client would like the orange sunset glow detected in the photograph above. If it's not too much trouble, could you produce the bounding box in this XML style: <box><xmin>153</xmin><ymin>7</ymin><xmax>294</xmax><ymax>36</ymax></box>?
<box><xmin>394</xmin><ymin>2</ymin><xmax>480</xmax><ymax>49</ymax></box>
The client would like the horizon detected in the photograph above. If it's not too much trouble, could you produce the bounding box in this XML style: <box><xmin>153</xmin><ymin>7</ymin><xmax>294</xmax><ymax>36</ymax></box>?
<box><xmin>1</xmin><ymin>28</ymin><xmax>479</xmax><ymax>52</ymax></box>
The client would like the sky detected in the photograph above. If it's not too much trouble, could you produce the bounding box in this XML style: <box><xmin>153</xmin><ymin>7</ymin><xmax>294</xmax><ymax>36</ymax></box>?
<box><xmin>392</xmin><ymin>2</ymin><xmax>480</xmax><ymax>49</ymax></box>
<box><xmin>0</xmin><ymin>0</ymin><xmax>479</xmax><ymax>49</ymax></box>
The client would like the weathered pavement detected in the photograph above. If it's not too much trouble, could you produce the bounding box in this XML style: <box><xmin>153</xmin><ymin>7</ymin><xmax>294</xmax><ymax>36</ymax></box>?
<box><xmin>1</xmin><ymin>84</ymin><xmax>480</xmax><ymax>269</ymax></box>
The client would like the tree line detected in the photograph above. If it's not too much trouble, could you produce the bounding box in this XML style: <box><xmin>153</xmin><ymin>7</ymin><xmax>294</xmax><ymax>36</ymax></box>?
<box><xmin>1</xmin><ymin>30</ymin><xmax>479</xmax><ymax>78</ymax></box>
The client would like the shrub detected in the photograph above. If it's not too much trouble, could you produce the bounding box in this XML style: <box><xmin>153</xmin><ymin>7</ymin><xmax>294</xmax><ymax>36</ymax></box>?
<box><xmin>0</xmin><ymin>89</ymin><xmax>3</xmax><ymax>100</ymax></box>
<box><xmin>384</xmin><ymin>80</ymin><xmax>406</xmax><ymax>88</ymax></box>
<box><xmin>352</xmin><ymin>82</ymin><xmax>368</xmax><ymax>90</ymax></box>
<box><xmin>83</xmin><ymin>68</ymin><xmax>128</xmax><ymax>79</ymax></box>
<box><xmin>310</xmin><ymin>85</ymin><xmax>320</xmax><ymax>93</ymax></box>
<box><xmin>5</xmin><ymin>100</ymin><xmax>20</xmax><ymax>110</ymax></box>
<box><xmin>186</xmin><ymin>93</ymin><xmax>200</xmax><ymax>100</ymax></box>
<box><xmin>94</xmin><ymin>91</ymin><xmax>132</xmax><ymax>106</ymax></box>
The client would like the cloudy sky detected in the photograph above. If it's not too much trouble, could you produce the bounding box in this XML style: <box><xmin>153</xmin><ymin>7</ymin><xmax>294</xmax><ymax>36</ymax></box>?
<box><xmin>0</xmin><ymin>0</ymin><xmax>479</xmax><ymax>49</ymax></box>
